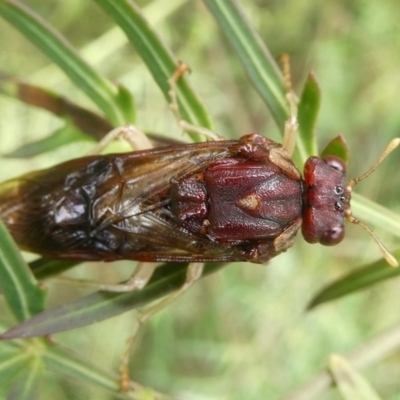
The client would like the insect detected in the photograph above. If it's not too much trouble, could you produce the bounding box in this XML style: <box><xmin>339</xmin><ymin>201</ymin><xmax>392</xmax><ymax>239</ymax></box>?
<box><xmin>0</xmin><ymin>60</ymin><xmax>398</xmax><ymax>282</ymax></box>
<box><xmin>0</xmin><ymin>130</ymin><xmax>398</xmax><ymax>267</ymax></box>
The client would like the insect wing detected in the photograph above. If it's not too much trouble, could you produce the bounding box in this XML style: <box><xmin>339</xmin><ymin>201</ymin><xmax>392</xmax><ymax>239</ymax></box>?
<box><xmin>93</xmin><ymin>140</ymin><xmax>243</xmax><ymax>262</ymax></box>
<box><xmin>0</xmin><ymin>140</ymin><xmax>246</xmax><ymax>262</ymax></box>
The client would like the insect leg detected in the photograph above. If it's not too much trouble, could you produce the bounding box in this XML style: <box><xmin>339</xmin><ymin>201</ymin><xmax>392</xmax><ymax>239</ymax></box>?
<box><xmin>280</xmin><ymin>54</ymin><xmax>299</xmax><ymax>156</ymax></box>
<box><xmin>90</xmin><ymin>263</ymin><xmax>159</xmax><ymax>292</ymax></box>
<box><xmin>89</xmin><ymin>124</ymin><xmax>153</xmax><ymax>154</ymax></box>
<box><xmin>47</xmin><ymin>262</ymin><xmax>159</xmax><ymax>292</ymax></box>
<box><xmin>168</xmin><ymin>61</ymin><xmax>222</xmax><ymax>141</ymax></box>
<box><xmin>119</xmin><ymin>262</ymin><xmax>204</xmax><ymax>391</ymax></box>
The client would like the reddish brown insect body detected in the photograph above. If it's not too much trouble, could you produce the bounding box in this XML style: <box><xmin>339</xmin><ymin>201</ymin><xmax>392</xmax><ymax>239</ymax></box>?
<box><xmin>0</xmin><ymin>134</ymin><xmax>352</xmax><ymax>263</ymax></box>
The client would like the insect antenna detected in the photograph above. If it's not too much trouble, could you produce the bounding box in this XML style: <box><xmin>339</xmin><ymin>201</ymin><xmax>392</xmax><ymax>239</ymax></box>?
<box><xmin>345</xmin><ymin>213</ymin><xmax>398</xmax><ymax>267</ymax></box>
<box><xmin>348</xmin><ymin>138</ymin><xmax>400</xmax><ymax>188</ymax></box>
<box><xmin>345</xmin><ymin>138</ymin><xmax>400</xmax><ymax>267</ymax></box>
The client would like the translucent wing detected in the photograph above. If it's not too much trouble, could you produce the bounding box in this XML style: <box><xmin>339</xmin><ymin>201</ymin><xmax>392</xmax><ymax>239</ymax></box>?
<box><xmin>0</xmin><ymin>140</ymin><xmax>248</xmax><ymax>262</ymax></box>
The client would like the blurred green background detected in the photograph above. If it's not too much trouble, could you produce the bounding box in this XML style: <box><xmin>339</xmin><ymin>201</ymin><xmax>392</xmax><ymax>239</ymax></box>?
<box><xmin>0</xmin><ymin>0</ymin><xmax>400</xmax><ymax>399</ymax></box>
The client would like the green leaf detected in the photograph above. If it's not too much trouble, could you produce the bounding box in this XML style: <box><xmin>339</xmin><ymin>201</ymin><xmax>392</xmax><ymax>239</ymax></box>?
<box><xmin>320</xmin><ymin>134</ymin><xmax>350</xmax><ymax>163</ymax></box>
<box><xmin>29</xmin><ymin>259</ymin><xmax>79</xmax><ymax>281</ymax></box>
<box><xmin>203</xmin><ymin>0</ymin><xmax>288</xmax><ymax>129</ymax></box>
<box><xmin>0</xmin><ymin>0</ymin><xmax>134</xmax><ymax>126</ymax></box>
<box><xmin>44</xmin><ymin>345</ymin><xmax>173</xmax><ymax>399</ymax></box>
<box><xmin>0</xmin><ymin>75</ymin><xmax>114</xmax><ymax>141</ymax></box>
<box><xmin>351</xmin><ymin>192</ymin><xmax>400</xmax><ymax>240</ymax></box>
<box><xmin>94</xmin><ymin>0</ymin><xmax>212</xmax><ymax>140</ymax></box>
<box><xmin>329</xmin><ymin>354</ymin><xmax>382</xmax><ymax>400</ymax></box>
<box><xmin>284</xmin><ymin>322</ymin><xmax>400</xmax><ymax>400</ymax></box>
<box><xmin>308</xmin><ymin>249</ymin><xmax>400</xmax><ymax>309</ymax></box>
<box><xmin>0</xmin><ymin>347</ymin><xmax>31</xmax><ymax>386</ymax></box>
<box><xmin>114</xmin><ymin>83</ymin><xmax>137</xmax><ymax>125</ymax></box>
<box><xmin>8</xmin><ymin>356</ymin><xmax>44</xmax><ymax>400</ymax></box>
<box><xmin>1</xmin><ymin>263</ymin><xmax>226</xmax><ymax>338</ymax></box>
<box><xmin>3</xmin><ymin>125</ymin><xmax>92</xmax><ymax>158</ymax></box>
<box><xmin>297</xmin><ymin>71</ymin><xmax>321</xmax><ymax>159</ymax></box>
<box><xmin>0</xmin><ymin>220</ymin><xmax>47</xmax><ymax>322</ymax></box>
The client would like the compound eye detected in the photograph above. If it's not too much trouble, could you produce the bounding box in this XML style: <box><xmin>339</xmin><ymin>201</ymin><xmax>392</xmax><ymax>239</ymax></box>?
<box><xmin>322</xmin><ymin>156</ymin><xmax>347</xmax><ymax>174</ymax></box>
<box><xmin>320</xmin><ymin>225</ymin><xmax>345</xmax><ymax>246</ymax></box>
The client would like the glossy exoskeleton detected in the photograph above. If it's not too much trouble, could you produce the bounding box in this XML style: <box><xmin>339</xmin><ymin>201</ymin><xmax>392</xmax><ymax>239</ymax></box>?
<box><xmin>0</xmin><ymin>133</ymin><xmax>354</xmax><ymax>264</ymax></box>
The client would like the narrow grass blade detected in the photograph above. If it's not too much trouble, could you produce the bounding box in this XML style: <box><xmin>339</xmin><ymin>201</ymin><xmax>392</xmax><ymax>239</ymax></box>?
<box><xmin>284</xmin><ymin>321</ymin><xmax>400</xmax><ymax>400</ymax></box>
<box><xmin>308</xmin><ymin>249</ymin><xmax>400</xmax><ymax>309</ymax></box>
<box><xmin>0</xmin><ymin>0</ymin><xmax>134</xmax><ymax>126</ymax></box>
<box><xmin>0</xmin><ymin>263</ymin><xmax>226</xmax><ymax>338</ymax></box>
<box><xmin>203</xmin><ymin>0</ymin><xmax>288</xmax><ymax>129</ymax></box>
<box><xmin>0</xmin><ymin>348</ymin><xmax>31</xmax><ymax>386</ymax></box>
<box><xmin>351</xmin><ymin>193</ymin><xmax>400</xmax><ymax>240</ymax></box>
<box><xmin>329</xmin><ymin>354</ymin><xmax>382</xmax><ymax>400</ymax></box>
<box><xmin>297</xmin><ymin>71</ymin><xmax>321</xmax><ymax>159</ymax></box>
<box><xmin>94</xmin><ymin>0</ymin><xmax>213</xmax><ymax>140</ymax></box>
<box><xmin>0</xmin><ymin>75</ymin><xmax>113</xmax><ymax>141</ymax></box>
<box><xmin>0</xmin><ymin>220</ymin><xmax>46</xmax><ymax>322</ymax></box>
<box><xmin>4</xmin><ymin>125</ymin><xmax>92</xmax><ymax>158</ymax></box>
<box><xmin>29</xmin><ymin>259</ymin><xmax>79</xmax><ymax>281</ymax></box>
<box><xmin>44</xmin><ymin>345</ymin><xmax>173</xmax><ymax>399</ymax></box>
<box><xmin>8</xmin><ymin>357</ymin><xmax>43</xmax><ymax>400</ymax></box>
